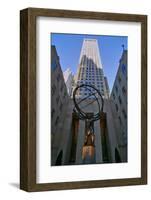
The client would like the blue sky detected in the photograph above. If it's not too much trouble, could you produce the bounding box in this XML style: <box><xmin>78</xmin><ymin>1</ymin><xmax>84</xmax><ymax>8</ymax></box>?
<box><xmin>51</xmin><ymin>33</ymin><xmax>127</xmax><ymax>91</ymax></box>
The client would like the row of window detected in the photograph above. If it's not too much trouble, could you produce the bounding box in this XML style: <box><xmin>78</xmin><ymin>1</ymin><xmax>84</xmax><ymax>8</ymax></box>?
<box><xmin>112</xmin><ymin>67</ymin><xmax>127</xmax><ymax>100</ymax></box>
<box><xmin>79</xmin><ymin>85</ymin><xmax>104</xmax><ymax>91</ymax></box>
<box><xmin>51</xmin><ymin>59</ymin><xmax>58</xmax><ymax>71</ymax></box>
<box><xmin>79</xmin><ymin>72</ymin><xmax>103</xmax><ymax>77</ymax></box>
<box><xmin>51</xmin><ymin>85</ymin><xmax>56</xmax><ymax>96</ymax></box>
<box><xmin>55</xmin><ymin>116</ymin><xmax>59</xmax><ymax>126</ymax></box>
<box><xmin>79</xmin><ymin>78</ymin><xmax>104</xmax><ymax>83</ymax></box>
<box><xmin>51</xmin><ymin>103</ymin><xmax>63</xmax><ymax>124</ymax></box>
<box><xmin>112</xmin><ymin>85</ymin><xmax>127</xmax><ymax>100</ymax></box>
<box><xmin>78</xmin><ymin>79</ymin><xmax>103</xmax><ymax>84</ymax></box>
<box><xmin>79</xmin><ymin>74</ymin><xmax>100</xmax><ymax>77</ymax></box>
<box><xmin>80</xmin><ymin>67</ymin><xmax>103</xmax><ymax>73</ymax></box>
<box><xmin>77</xmin><ymin>84</ymin><xmax>104</xmax><ymax>90</ymax></box>
<box><xmin>115</xmin><ymin>104</ymin><xmax>127</xmax><ymax>120</ymax></box>
<box><xmin>80</xmin><ymin>67</ymin><xmax>103</xmax><ymax>72</ymax></box>
<box><xmin>57</xmin><ymin>73</ymin><xmax>61</xmax><ymax>82</ymax></box>
<box><xmin>79</xmin><ymin>76</ymin><xmax>103</xmax><ymax>81</ymax></box>
<box><xmin>55</xmin><ymin>97</ymin><xmax>64</xmax><ymax>112</ymax></box>
<box><xmin>51</xmin><ymin>82</ymin><xmax>67</xmax><ymax>97</ymax></box>
<box><xmin>80</xmin><ymin>72</ymin><xmax>103</xmax><ymax>77</ymax></box>
<box><xmin>78</xmin><ymin>88</ymin><xmax>104</xmax><ymax>93</ymax></box>
<box><xmin>79</xmin><ymin>78</ymin><xmax>103</xmax><ymax>82</ymax></box>
<box><xmin>78</xmin><ymin>89</ymin><xmax>104</xmax><ymax>96</ymax></box>
<box><xmin>77</xmin><ymin>80</ymin><xmax>103</xmax><ymax>84</ymax></box>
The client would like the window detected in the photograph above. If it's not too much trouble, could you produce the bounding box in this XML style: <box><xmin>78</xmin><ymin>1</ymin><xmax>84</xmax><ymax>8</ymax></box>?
<box><xmin>60</xmin><ymin>84</ymin><xmax>63</xmax><ymax>92</ymax></box>
<box><xmin>51</xmin><ymin>85</ymin><xmax>56</xmax><ymax>96</ymax></box>
<box><xmin>59</xmin><ymin>103</ymin><xmax>63</xmax><ymax>111</ymax></box>
<box><xmin>122</xmin><ymin>63</ymin><xmax>127</xmax><ymax>75</ymax></box>
<box><xmin>112</xmin><ymin>93</ymin><xmax>115</xmax><ymax>100</ymax></box>
<box><xmin>57</xmin><ymin>73</ymin><xmax>61</xmax><ymax>82</ymax></box>
<box><xmin>55</xmin><ymin>116</ymin><xmax>59</xmax><ymax>126</ymax></box>
<box><xmin>122</xmin><ymin>86</ymin><xmax>127</xmax><ymax>95</ymax></box>
<box><xmin>63</xmin><ymin>91</ymin><xmax>67</xmax><ymax>98</ymax></box>
<box><xmin>51</xmin><ymin>59</ymin><xmax>57</xmax><ymax>71</ymax></box>
<box><xmin>51</xmin><ymin>109</ymin><xmax>55</xmax><ymax>119</ymax></box>
<box><xmin>118</xmin><ymin>76</ymin><xmax>121</xmax><ymax>84</ymax></box>
<box><xmin>115</xmin><ymin>104</ymin><xmax>118</xmax><ymax>112</ymax></box>
<box><xmin>115</xmin><ymin>85</ymin><xmax>118</xmax><ymax>93</ymax></box>
<box><xmin>118</xmin><ymin>116</ymin><xmax>122</xmax><ymax>125</ymax></box>
<box><xmin>118</xmin><ymin>96</ymin><xmax>122</xmax><ymax>105</ymax></box>
<box><xmin>122</xmin><ymin>109</ymin><xmax>127</xmax><ymax>119</ymax></box>
<box><xmin>56</xmin><ymin>96</ymin><xmax>59</xmax><ymax>104</ymax></box>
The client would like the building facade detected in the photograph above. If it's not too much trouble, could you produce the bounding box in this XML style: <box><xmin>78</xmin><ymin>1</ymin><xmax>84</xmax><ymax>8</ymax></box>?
<box><xmin>63</xmin><ymin>68</ymin><xmax>73</xmax><ymax>97</ymax></box>
<box><xmin>104</xmin><ymin>76</ymin><xmax>110</xmax><ymax>98</ymax></box>
<box><xmin>51</xmin><ymin>45</ymin><xmax>71</xmax><ymax>165</ymax></box>
<box><xmin>74</xmin><ymin>39</ymin><xmax>109</xmax><ymax>99</ymax></box>
<box><xmin>110</xmin><ymin>50</ymin><xmax>127</xmax><ymax>161</ymax></box>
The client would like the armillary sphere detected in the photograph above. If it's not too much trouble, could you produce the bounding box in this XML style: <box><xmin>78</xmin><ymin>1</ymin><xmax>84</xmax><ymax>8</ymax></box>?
<box><xmin>73</xmin><ymin>84</ymin><xmax>104</xmax><ymax>122</ymax></box>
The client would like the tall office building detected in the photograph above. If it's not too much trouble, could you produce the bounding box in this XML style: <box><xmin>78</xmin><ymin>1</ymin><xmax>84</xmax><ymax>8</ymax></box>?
<box><xmin>104</xmin><ymin>76</ymin><xmax>110</xmax><ymax>98</ymax></box>
<box><xmin>74</xmin><ymin>39</ymin><xmax>108</xmax><ymax>99</ymax></box>
<box><xmin>63</xmin><ymin>68</ymin><xmax>73</xmax><ymax>97</ymax></box>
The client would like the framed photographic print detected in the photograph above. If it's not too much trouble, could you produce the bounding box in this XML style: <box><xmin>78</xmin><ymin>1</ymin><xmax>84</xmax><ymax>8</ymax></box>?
<box><xmin>20</xmin><ymin>8</ymin><xmax>147</xmax><ymax>191</ymax></box>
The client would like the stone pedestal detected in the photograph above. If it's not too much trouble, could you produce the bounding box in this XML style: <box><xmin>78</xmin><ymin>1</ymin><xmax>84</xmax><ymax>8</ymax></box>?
<box><xmin>75</xmin><ymin>120</ymin><xmax>85</xmax><ymax>164</ymax></box>
<box><xmin>94</xmin><ymin>120</ymin><xmax>103</xmax><ymax>163</ymax></box>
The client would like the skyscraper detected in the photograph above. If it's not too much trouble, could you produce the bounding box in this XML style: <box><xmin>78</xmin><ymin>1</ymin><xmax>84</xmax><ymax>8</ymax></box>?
<box><xmin>104</xmin><ymin>76</ymin><xmax>110</xmax><ymax>98</ymax></box>
<box><xmin>74</xmin><ymin>39</ymin><xmax>108</xmax><ymax>99</ymax></box>
<box><xmin>63</xmin><ymin>68</ymin><xmax>73</xmax><ymax>97</ymax></box>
